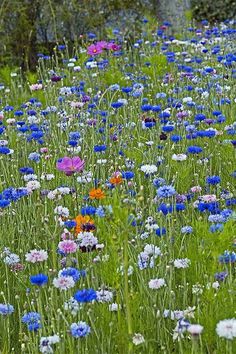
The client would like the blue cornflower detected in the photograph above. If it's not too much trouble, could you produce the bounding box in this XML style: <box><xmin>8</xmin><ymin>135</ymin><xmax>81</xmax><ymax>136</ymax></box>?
<box><xmin>70</xmin><ymin>321</ymin><xmax>91</xmax><ymax>338</ymax></box>
<box><xmin>22</xmin><ymin>312</ymin><xmax>42</xmax><ymax>331</ymax></box>
<box><xmin>157</xmin><ymin>203</ymin><xmax>172</xmax><ymax>215</ymax></box>
<box><xmin>74</xmin><ymin>289</ymin><xmax>97</xmax><ymax>303</ymax></box>
<box><xmin>0</xmin><ymin>146</ymin><xmax>11</xmax><ymax>154</ymax></box>
<box><xmin>64</xmin><ymin>220</ymin><xmax>77</xmax><ymax>229</ymax></box>
<box><xmin>156</xmin><ymin>227</ymin><xmax>166</xmax><ymax>236</ymax></box>
<box><xmin>214</xmin><ymin>271</ymin><xmax>228</xmax><ymax>282</ymax></box>
<box><xmin>81</xmin><ymin>206</ymin><xmax>96</xmax><ymax>216</ymax></box>
<box><xmin>28</xmin><ymin>152</ymin><xmax>40</xmax><ymax>163</ymax></box>
<box><xmin>208</xmin><ymin>214</ymin><xmax>225</xmax><ymax>223</ymax></box>
<box><xmin>95</xmin><ymin>206</ymin><xmax>105</xmax><ymax>217</ymax></box>
<box><xmin>157</xmin><ymin>185</ymin><xmax>176</xmax><ymax>198</ymax></box>
<box><xmin>219</xmin><ymin>251</ymin><xmax>236</xmax><ymax>263</ymax></box>
<box><xmin>187</xmin><ymin>146</ymin><xmax>203</xmax><ymax>154</ymax></box>
<box><xmin>206</xmin><ymin>176</ymin><xmax>221</xmax><ymax>185</ymax></box>
<box><xmin>94</xmin><ymin>145</ymin><xmax>107</xmax><ymax>152</ymax></box>
<box><xmin>181</xmin><ymin>226</ymin><xmax>193</xmax><ymax>234</ymax></box>
<box><xmin>111</xmin><ymin>102</ymin><xmax>123</xmax><ymax>109</ymax></box>
<box><xmin>30</xmin><ymin>274</ymin><xmax>48</xmax><ymax>286</ymax></box>
<box><xmin>69</xmin><ymin>132</ymin><xmax>81</xmax><ymax>140</ymax></box>
<box><xmin>0</xmin><ymin>200</ymin><xmax>10</xmax><ymax>208</ymax></box>
<box><xmin>60</xmin><ymin>268</ymin><xmax>82</xmax><ymax>282</ymax></box>
<box><xmin>0</xmin><ymin>304</ymin><xmax>14</xmax><ymax>315</ymax></box>
<box><xmin>122</xmin><ymin>171</ymin><xmax>134</xmax><ymax>180</ymax></box>
<box><xmin>19</xmin><ymin>167</ymin><xmax>34</xmax><ymax>175</ymax></box>
<box><xmin>209</xmin><ymin>223</ymin><xmax>223</xmax><ymax>233</ymax></box>
<box><xmin>153</xmin><ymin>178</ymin><xmax>165</xmax><ymax>188</ymax></box>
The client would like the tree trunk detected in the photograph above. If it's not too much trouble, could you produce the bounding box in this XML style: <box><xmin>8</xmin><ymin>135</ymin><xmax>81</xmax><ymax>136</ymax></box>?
<box><xmin>157</xmin><ymin>0</ymin><xmax>191</xmax><ymax>32</ymax></box>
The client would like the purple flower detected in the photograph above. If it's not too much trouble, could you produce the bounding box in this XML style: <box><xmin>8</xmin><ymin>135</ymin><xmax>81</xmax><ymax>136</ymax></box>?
<box><xmin>56</xmin><ymin>157</ymin><xmax>85</xmax><ymax>176</ymax></box>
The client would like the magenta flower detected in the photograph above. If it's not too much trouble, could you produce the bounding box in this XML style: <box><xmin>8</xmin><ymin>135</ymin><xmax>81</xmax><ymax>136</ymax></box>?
<box><xmin>87</xmin><ymin>44</ymin><xmax>103</xmax><ymax>56</ymax></box>
<box><xmin>107</xmin><ymin>43</ymin><xmax>121</xmax><ymax>51</ymax></box>
<box><xmin>56</xmin><ymin>157</ymin><xmax>85</xmax><ymax>176</ymax></box>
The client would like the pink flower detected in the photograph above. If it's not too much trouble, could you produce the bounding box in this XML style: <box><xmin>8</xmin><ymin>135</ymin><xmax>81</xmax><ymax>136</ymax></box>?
<box><xmin>56</xmin><ymin>156</ymin><xmax>85</xmax><ymax>176</ymax></box>
<box><xmin>87</xmin><ymin>44</ymin><xmax>103</xmax><ymax>56</ymax></box>
<box><xmin>96</xmin><ymin>40</ymin><xmax>108</xmax><ymax>49</ymax></box>
<box><xmin>107</xmin><ymin>43</ymin><xmax>121</xmax><ymax>51</ymax></box>
<box><xmin>58</xmin><ymin>240</ymin><xmax>77</xmax><ymax>254</ymax></box>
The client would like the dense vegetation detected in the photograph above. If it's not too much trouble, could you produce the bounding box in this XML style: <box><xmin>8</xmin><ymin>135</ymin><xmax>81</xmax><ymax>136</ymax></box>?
<box><xmin>0</xmin><ymin>16</ymin><xmax>236</xmax><ymax>353</ymax></box>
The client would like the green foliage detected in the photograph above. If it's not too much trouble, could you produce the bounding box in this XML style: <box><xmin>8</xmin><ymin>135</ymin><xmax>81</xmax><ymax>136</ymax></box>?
<box><xmin>191</xmin><ymin>0</ymin><xmax>236</xmax><ymax>22</ymax></box>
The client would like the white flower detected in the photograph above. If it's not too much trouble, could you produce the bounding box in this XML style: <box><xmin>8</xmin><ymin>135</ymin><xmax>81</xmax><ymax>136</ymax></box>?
<box><xmin>216</xmin><ymin>319</ymin><xmax>236</xmax><ymax>339</ymax></box>
<box><xmin>109</xmin><ymin>303</ymin><xmax>120</xmax><ymax>312</ymax></box>
<box><xmin>64</xmin><ymin>297</ymin><xmax>80</xmax><ymax>316</ymax></box>
<box><xmin>143</xmin><ymin>244</ymin><xmax>161</xmax><ymax>257</ymax></box>
<box><xmin>187</xmin><ymin>324</ymin><xmax>203</xmax><ymax>335</ymax></box>
<box><xmin>57</xmin><ymin>187</ymin><xmax>70</xmax><ymax>195</ymax></box>
<box><xmin>41</xmin><ymin>173</ymin><xmax>55</xmax><ymax>181</ymax></box>
<box><xmin>77</xmin><ymin>232</ymin><xmax>98</xmax><ymax>248</ymax></box>
<box><xmin>140</xmin><ymin>164</ymin><xmax>158</xmax><ymax>174</ymax></box>
<box><xmin>96</xmin><ymin>290</ymin><xmax>113</xmax><ymax>303</ymax></box>
<box><xmin>148</xmin><ymin>278</ymin><xmax>166</xmax><ymax>289</ymax></box>
<box><xmin>172</xmin><ymin>154</ymin><xmax>187</xmax><ymax>161</ymax></box>
<box><xmin>77</xmin><ymin>171</ymin><xmax>93</xmax><ymax>183</ymax></box>
<box><xmin>132</xmin><ymin>333</ymin><xmax>145</xmax><ymax>346</ymax></box>
<box><xmin>26</xmin><ymin>180</ymin><xmax>41</xmax><ymax>192</ymax></box>
<box><xmin>212</xmin><ymin>281</ymin><xmax>220</xmax><ymax>289</ymax></box>
<box><xmin>54</xmin><ymin>206</ymin><xmax>70</xmax><ymax>217</ymax></box>
<box><xmin>23</xmin><ymin>174</ymin><xmax>38</xmax><ymax>182</ymax></box>
<box><xmin>53</xmin><ymin>276</ymin><xmax>75</xmax><ymax>290</ymax></box>
<box><xmin>39</xmin><ymin>334</ymin><xmax>60</xmax><ymax>353</ymax></box>
<box><xmin>4</xmin><ymin>253</ymin><xmax>20</xmax><ymax>265</ymax></box>
<box><xmin>25</xmin><ymin>249</ymin><xmax>48</xmax><ymax>263</ymax></box>
<box><xmin>47</xmin><ymin>190</ymin><xmax>61</xmax><ymax>200</ymax></box>
<box><xmin>174</xmin><ymin>258</ymin><xmax>190</xmax><ymax>269</ymax></box>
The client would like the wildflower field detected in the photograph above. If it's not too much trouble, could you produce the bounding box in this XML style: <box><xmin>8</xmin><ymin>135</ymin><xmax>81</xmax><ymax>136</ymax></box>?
<box><xmin>0</xmin><ymin>18</ymin><xmax>236</xmax><ymax>354</ymax></box>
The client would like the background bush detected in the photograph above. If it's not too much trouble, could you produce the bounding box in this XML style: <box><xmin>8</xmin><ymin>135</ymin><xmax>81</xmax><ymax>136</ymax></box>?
<box><xmin>0</xmin><ymin>0</ymin><xmax>235</xmax><ymax>71</ymax></box>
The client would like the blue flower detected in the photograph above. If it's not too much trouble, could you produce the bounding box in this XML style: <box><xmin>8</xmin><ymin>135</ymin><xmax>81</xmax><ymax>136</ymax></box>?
<box><xmin>219</xmin><ymin>251</ymin><xmax>236</xmax><ymax>264</ymax></box>
<box><xmin>74</xmin><ymin>289</ymin><xmax>97</xmax><ymax>303</ymax></box>
<box><xmin>215</xmin><ymin>271</ymin><xmax>228</xmax><ymax>282</ymax></box>
<box><xmin>81</xmin><ymin>206</ymin><xmax>96</xmax><ymax>216</ymax></box>
<box><xmin>94</xmin><ymin>145</ymin><xmax>107</xmax><ymax>152</ymax></box>
<box><xmin>22</xmin><ymin>312</ymin><xmax>42</xmax><ymax>331</ymax></box>
<box><xmin>28</xmin><ymin>152</ymin><xmax>40</xmax><ymax>163</ymax></box>
<box><xmin>64</xmin><ymin>220</ymin><xmax>77</xmax><ymax>229</ymax></box>
<box><xmin>206</xmin><ymin>176</ymin><xmax>221</xmax><ymax>185</ymax></box>
<box><xmin>122</xmin><ymin>171</ymin><xmax>134</xmax><ymax>180</ymax></box>
<box><xmin>209</xmin><ymin>223</ymin><xmax>223</xmax><ymax>233</ymax></box>
<box><xmin>181</xmin><ymin>226</ymin><xmax>193</xmax><ymax>234</ymax></box>
<box><xmin>95</xmin><ymin>206</ymin><xmax>105</xmax><ymax>217</ymax></box>
<box><xmin>60</xmin><ymin>268</ymin><xmax>83</xmax><ymax>282</ymax></box>
<box><xmin>0</xmin><ymin>200</ymin><xmax>10</xmax><ymax>208</ymax></box>
<box><xmin>157</xmin><ymin>185</ymin><xmax>176</xmax><ymax>198</ymax></box>
<box><xmin>70</xmin><ymin>321</ymin><xmax>91</xmax><ymax>338</ymax></box>
<box><xmin>0</xmin><ymin>304</ymin><xmax>14</xmax><ymax>315</ymax></box>
<box><xmin>156</xmin><ymin>227</ymin><xmax>166</xmax><ymax>236</ymax></box>
<box><xmin>187</xmin><ymin>146</ymin><xmax>203</xmax><ymax>154</ymax></box>
<box><xmin>0</xmin><ymin>146</ymin><xmax>11</xmax><ymax>154</ymax></box>
<box><xmin>30</xmin><ymin>274</ymin><xmax>48</xmax><ymax>286</ymax></box>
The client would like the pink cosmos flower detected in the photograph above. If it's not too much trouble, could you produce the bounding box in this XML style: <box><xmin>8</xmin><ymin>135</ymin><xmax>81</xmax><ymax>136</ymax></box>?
<box><xmin>87</xmin><ymin>44</ymin><xmax>103</xmax><ymax>56</ymax></box>
<box><xmin>56</xmin><ymin>156</ymin><xmax>85</xmax><ymax>176</ymax></box>
<box><xmin>58</xmin><ymin>240</ymin><xmax>77</xmax><ymax>254</ymax></box>
<box><xmin>107</xmin><ymin>43</ymin><xmax>121</xmax><ymax>51</ymax></box>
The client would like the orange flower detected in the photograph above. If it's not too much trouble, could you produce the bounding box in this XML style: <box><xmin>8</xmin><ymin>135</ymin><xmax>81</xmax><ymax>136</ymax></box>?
<box><xmin>89</xmin><ymin>188</ymin><xmax>105</xmax><ymax>200</ymax></box>
<box><xmin>109</xmin><ymin>175</ymin><xmax>123</xmax><ymax>185</ymax></box>
<box><xmin>74</xmin><ymin>215</ymin><xmax>94</xmax><ymax>234</ymax></box>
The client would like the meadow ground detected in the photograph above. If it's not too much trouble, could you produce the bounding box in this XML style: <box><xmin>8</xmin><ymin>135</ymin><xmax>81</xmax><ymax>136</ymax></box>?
<box><xmin>0</xmin><ymin>19</ymin><xmax>236</xmax><ymax>354</ymax></box>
